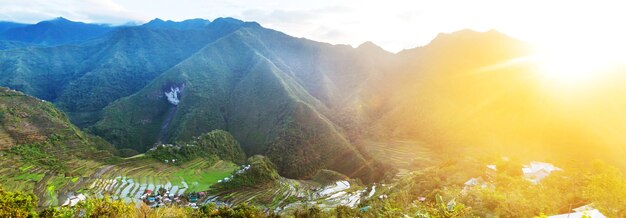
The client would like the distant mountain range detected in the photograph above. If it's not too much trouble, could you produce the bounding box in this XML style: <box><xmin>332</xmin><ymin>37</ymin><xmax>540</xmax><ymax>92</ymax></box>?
<box><xmin>0</xmin><ymin>17</ymin><xmax>114</xmax><ymax>46</ymax></box>
<box><xmin>2</xmin><ymin>17</ymin><xmax>625</xmax><ymax>183</ymax></box>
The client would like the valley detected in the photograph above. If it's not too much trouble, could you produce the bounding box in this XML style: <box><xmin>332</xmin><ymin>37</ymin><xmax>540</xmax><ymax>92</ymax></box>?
<box><xmin>0</xmin><ymin>15</ymin><xmax>625</xmax><ymax>217</ymax></box>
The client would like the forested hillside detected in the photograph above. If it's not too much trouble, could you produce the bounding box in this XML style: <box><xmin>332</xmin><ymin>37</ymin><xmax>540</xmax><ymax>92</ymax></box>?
<box><xmin>3</xmin><ymin>16</ymin><xmax>626</xmax><ymax>192</ymax></box>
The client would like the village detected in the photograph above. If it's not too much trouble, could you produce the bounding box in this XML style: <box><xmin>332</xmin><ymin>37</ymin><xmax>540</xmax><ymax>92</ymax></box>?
<box><xmin>462</xmin><ymin>160</ymin><xmax>606</xmax><ymax>218</ymax></box>
<box><xmin>139</xmin><ymin>187</ymin><xmax>205</xmax><ymax>209</ymax></box>
<box><xmin>57</xmin><ymin>156</ymin><xmax>609</xmax><ymax>217</ymax></box>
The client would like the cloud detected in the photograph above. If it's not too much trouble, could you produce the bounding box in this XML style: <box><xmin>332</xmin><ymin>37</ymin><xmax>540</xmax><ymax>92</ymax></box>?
<box><xmin>0</xmin><ymin>0</ymin><xmax>145</xmax><ymax>24</ymax></box>
<box><xmin>1</xmin><ymin>0</ymin><xmax>623</xmax><ymax>52</ymax></box>
<box><xmin>0</xmin><ymin>0</ymin><xmax>454</xmax><ymax>51</ymax></box>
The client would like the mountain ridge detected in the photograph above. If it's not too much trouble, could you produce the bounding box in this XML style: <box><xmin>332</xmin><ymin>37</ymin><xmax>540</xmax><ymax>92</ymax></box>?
<box><xmin>3</xmin><ymin>17</ymin><xmax>583</xmax><ymax>183</ymax></box>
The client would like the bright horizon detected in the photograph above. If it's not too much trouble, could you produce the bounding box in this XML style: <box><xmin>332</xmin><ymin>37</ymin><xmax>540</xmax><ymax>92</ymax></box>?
<box><xmin>0</xmin><ymin>0</ymin><xmax>624</xmax><ymax>53</ymax></box>
<box><xmin>2</xmin><ymin>0</ymin><xmax>626</xmax><ymax>86</ymax></box>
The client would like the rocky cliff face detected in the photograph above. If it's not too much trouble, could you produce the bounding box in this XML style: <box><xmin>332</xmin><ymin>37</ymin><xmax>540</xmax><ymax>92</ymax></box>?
<box><xmin>164</xmin><ymin>84</ymin><xmax>184</xmax><ymax>106</ymax></box>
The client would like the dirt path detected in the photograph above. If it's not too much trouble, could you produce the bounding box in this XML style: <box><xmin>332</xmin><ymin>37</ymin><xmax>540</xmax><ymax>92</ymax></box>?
<box><xmin>91</xmin><ymin>165</ymin><xmax>114</xmax><ymax>179</ymax></box>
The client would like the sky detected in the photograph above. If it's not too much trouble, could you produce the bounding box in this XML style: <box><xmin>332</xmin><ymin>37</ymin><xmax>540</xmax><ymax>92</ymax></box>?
<box><xmin>0</xmin><ymin>0</ymin><xmax>624</xmax><ymax>52</ymax></box>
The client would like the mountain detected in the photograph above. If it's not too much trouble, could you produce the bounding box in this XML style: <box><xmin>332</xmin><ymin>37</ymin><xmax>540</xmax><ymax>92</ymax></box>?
<box><xmin>0</xmin><ymin>22</ymin><xmax>30</xmax><ymax>50</ymax></box>
<box><xmin>0</xmin><ymin>40</ymin><xmax>28</xmax><ymax>50</ymax></box>
<box><xmin>0</xmin><ymin>87</ymin><xmax>113</xmax><ymax>152</ymax></box>
<box><xmin>4</xmin><ymin>17</ymin><xmax>625</xmax><ymax>183</ymax></box>
<box><xmin>363</xmin><ymin>30</ymin><xmax>626</xmax><ymax>168</ymax></box>
<box><xmin>91</xmin><ymin>21</ymin><xmax>390</xmax><ymax>180</ymax></box>
<box><xmin>3</xmin><ymin>16</ymin><xmax>626</xmax><ymax>217</ymax></box>
<box><xmin>0</xmin><ymin>86</ymin><xmax>115</xmax><ymax>180</ymax></box>
<box><xmin>0</xmin><ymin>21</ymin><xmax>27</xmax><ymax>33</ymax></box>
<box><xmin>0</xmin><ymin>87</ymin><xmax>114</xmax><ymax>206</ymax></box>
<box><xmin>0</xmin><ymin>86</ymin><xmax>249</xmax><ymax>207</ymax></box>
<box><xmin>0</xmin><ymin>18</ymin><xmax>249</xmax><ymax>127</ymax></box>
<box><xmin>142</xmin><ymin>18</ymin><xmax>211</xmax><ymax>30</ymax></box>
<box><xmin>0</xmin><ymin>17</ymin><xmax>114</xmax><ymax>46</ymax></box>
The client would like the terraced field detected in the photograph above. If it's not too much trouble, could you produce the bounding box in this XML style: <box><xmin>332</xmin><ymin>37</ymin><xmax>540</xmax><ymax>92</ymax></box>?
<box><xmin>0</xmin><ymin>156</ymin><xmax>104</xmax><ymax>207</ymax></box>
<box><xmin>85</xmin><ymin>158</ymin><xmax>238</xmax><ymax>202</ymax></box>
<box><xmin>0</xmin><ymin>154</ymin><xmax>238</xmax><ymax>206</ymax></box>
<box><xmin>2</xmin><ymin>150</ymin><xmax>392</xmax><ymax>214</ymax></box>
<box><xmin>210</xmin><ymin>179</ymin><xmax>381</xmax><ymax>214</ymax></box>
<box><xmin>360</xmin><ymin>139</ymin><xmax>434</xmax><ymax>176</ymax></box>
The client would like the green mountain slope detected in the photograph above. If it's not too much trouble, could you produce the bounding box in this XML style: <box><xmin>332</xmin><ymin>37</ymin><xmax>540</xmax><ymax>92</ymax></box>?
<box><xmin>147</xmin><ymin>129</ymin><xmax>246</xmax><ymax>165</ymax></box>
<box><xmin>0</xmin><ymin>87</ymin><xmax>115</xmax><ymax>171</ymax></box>
<box><xmin>0</xmin><ymin>18</ymin><xmax>248</xmax><ymax>127</ymax></box>
<box><xmin>0</xmin><ymin>87</ymin><xmax>116</xmax><ymax>206</ymax></box>
<box><xmin>0</xmin><ymin>87</ymin><xmax>251</xmax><ymax>207</ymax></box>
<box><xmin>92</xmin><ymin>24</ymin><xmax>385</xmax><ymax>180</ymax></box>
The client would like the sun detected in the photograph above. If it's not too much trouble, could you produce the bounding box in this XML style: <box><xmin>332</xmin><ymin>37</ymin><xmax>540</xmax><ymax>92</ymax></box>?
<box><xmin>531</xmin><ymin>42</ymin><xmax>623</xmax><ymax>86</ymax></box>
<box><xmin>534</xmin><ymin>48</ymin><xmax>607</xmax><ymax>85</ymax></box>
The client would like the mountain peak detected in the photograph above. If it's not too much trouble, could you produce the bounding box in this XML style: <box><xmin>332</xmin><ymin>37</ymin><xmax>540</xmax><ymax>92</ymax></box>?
<box><xmin>357</xmin><ymin>41</ymin><xmax>389</xmax><ymax>54</ymax></box>
<box><xmin>49</xmin><ymin>17</ymin><xmax>72</xmax><ymax>23</ymax></box>
<box><xmin>212</xmin><ymin>17</ymin><xmax>244</xmax><ymax>25</ymax></box>
<box><xmin>2</xmin><ymin>16</ymin><xmax>113</xmax><ymax>46</ymax></box>
<box><xmin>147</xmin><ymin>18</ymin><xmax>165</xmax><ymax>24</ymax></box>
<box><xmin>142</xmin><ymin>18</ymin><xmax>211</xmax><ymax>30</ymax></box>
<box><xmin>357</xmin><ymin>41</ymin><xmax>379</xmax><ymax>49</ymax></box>
<box><xmin>429</xmin><ymin>29</ymin><xmax>516</xmax><ymax>45</ymax></box>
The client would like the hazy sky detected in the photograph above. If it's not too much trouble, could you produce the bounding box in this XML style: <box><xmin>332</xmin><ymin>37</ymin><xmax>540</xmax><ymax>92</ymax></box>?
<box><xmin>0</xmin><ymin>0</ymin><xmax>622</xmax><ymax>52</ymax></box>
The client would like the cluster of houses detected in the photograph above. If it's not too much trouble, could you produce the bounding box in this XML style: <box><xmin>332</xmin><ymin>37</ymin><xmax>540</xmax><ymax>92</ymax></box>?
<box><xmin>463</xmin><ymin>161</ymin><xmax>562</xmax><ymax>190</ymax></box>
<box><xmin>149</xmin><ymin>143</ymin><xmax>194</xmax><ymax>151</ymax></box>
<box><xmin>140</xmin><ymin>187</ymin><xmax>206</xmax><ymax>208</ymax></box>
<box><xmin>522</xmin><ymin>161</ymin><xmax>563</xmax><ymax>184</ymax></box>
<box><xmin>217</xmin><ymin>164</ymin><xmax>251</xmax><ymax>183</ymax></box>
<box><xmin>148</xmin><ymin>143</ymin><xmax>190</xmax><ymax>164</ymax></box>
<box><xmin>463</xmin><ymin>160</ymin><xmax>606</xmax><ymax>218</ymax></box>
<box><xmin>549</xmin><ymin>204</ymin><xmax>606</xmax><ymax>218</ymax></box>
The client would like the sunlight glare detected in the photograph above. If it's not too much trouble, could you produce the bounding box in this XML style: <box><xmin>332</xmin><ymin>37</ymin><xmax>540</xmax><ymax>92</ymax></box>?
<box><xmin>531</xmin><ymin>37</ymin><xmax>626</xmax><ymax>86</ymax></box>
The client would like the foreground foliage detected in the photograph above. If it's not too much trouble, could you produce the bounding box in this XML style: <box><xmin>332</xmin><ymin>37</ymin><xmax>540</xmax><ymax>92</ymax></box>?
<box><xmin>0</xmin><ymin>186</ymin><xmax>38</xmax><ymax>218</ymax></box>
<box><xmin>3</xmin><ymin>159</ymin><xmax>626</xmax><ymax>218</ymax></box>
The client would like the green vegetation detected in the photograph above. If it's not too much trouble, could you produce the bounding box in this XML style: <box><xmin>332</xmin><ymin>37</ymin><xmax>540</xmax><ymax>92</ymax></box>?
<box><xmin>9</xmin><ymin>143</ymin><xmax>64</xmax><ymax>170</ymax></box>
<box><xmin>3</xmin><ymin>17</ymin><xmax>626</xmax><ymax>218</ymax></box>
<box><xmin>90</xmin><ymin>23</ymin><xmax>388</xmax><ymax>182</ymax></box>
<box><xmin>0</xmin><ymin>89</ymin><xmax>117</xmax><ymax>206</ymax></box>
<box><xmin>147</xmin><ymin>129</ymin><xmax>246</xmax><ymax>165</ymax></box>
<box><xmin>217</xmin><ymin>155</ymin><xmax>280</xmax><ymax>189</ymax></box>
<box><xmin>194</xmin><ymin>130</ymin><xmax>247</xmax><ymax>164</ymax></box>
<box><xmin>311</xmin><ymin>170</ymin><xmax>349</xmax><ymax>185</ymax></box>
<box><xmin>3</xmin><ymin>157</ymin><xmax>626</xmax><ymax>218</ymax></box>
<box><xmin>344</xmin><ymin>159</ymin><xmax>626</xmax><ymax>217</ymax></box>
<box><xmin>14</xmin><ymin>172</ymin><xmax>44</xmax><ymax>182</ymax></box>
<box><xmin>41</xmin><ymin>199</ymin><xmax>272</xmax><ymax>218</ymax></box>
<box><xmin>83</xmin><ymin>158</ymin><xmax>238</xmax><ymax>200</ymax></box>
<box><xmin>0</xmin><ymin>186</ymin><xmax>38</xmax><ymax>218</ymax></box>
<box><xmin>172</xmin><ymin>160</ymin><xmax>238</xmax><ymax>192</ymax></box>
<box><xmin>0</xmin><ymin>88</ymin><xmax>116</xmax><ymax>169</ymax></box>
<box><xmin>0</xmin><ymin>19</ymin><xmax>247</xmax><ymax>128</ymax></box>
<box><xmin>40</xmin><ymin>196</ymin><xmax>135</xmax><ymax>218</ymax></box>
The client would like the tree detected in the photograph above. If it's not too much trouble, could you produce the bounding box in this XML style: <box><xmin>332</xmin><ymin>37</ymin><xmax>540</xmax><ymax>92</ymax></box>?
<box><xmin>293</xmin><ymin>205</ymin><xmax>326</xmax><ymax>218</ymax></box>
<box><xmin>584</xmin><ymin>162</ymin><xmax>626</xmax><ymax>217</ymax></box>
<box><xmin>335</xmin><ymin>205</ymin><xmax>357</xmax><ymax>218</ymax></box>
<box><xmin>0</xmin><ymin>186</ymin><xmax>38</xmax><ymax>218</ymax></box>
<box><xmin>416</xmin><ymin>194</ymin><xmax>472</xmax><ymax>218</ymax></box>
